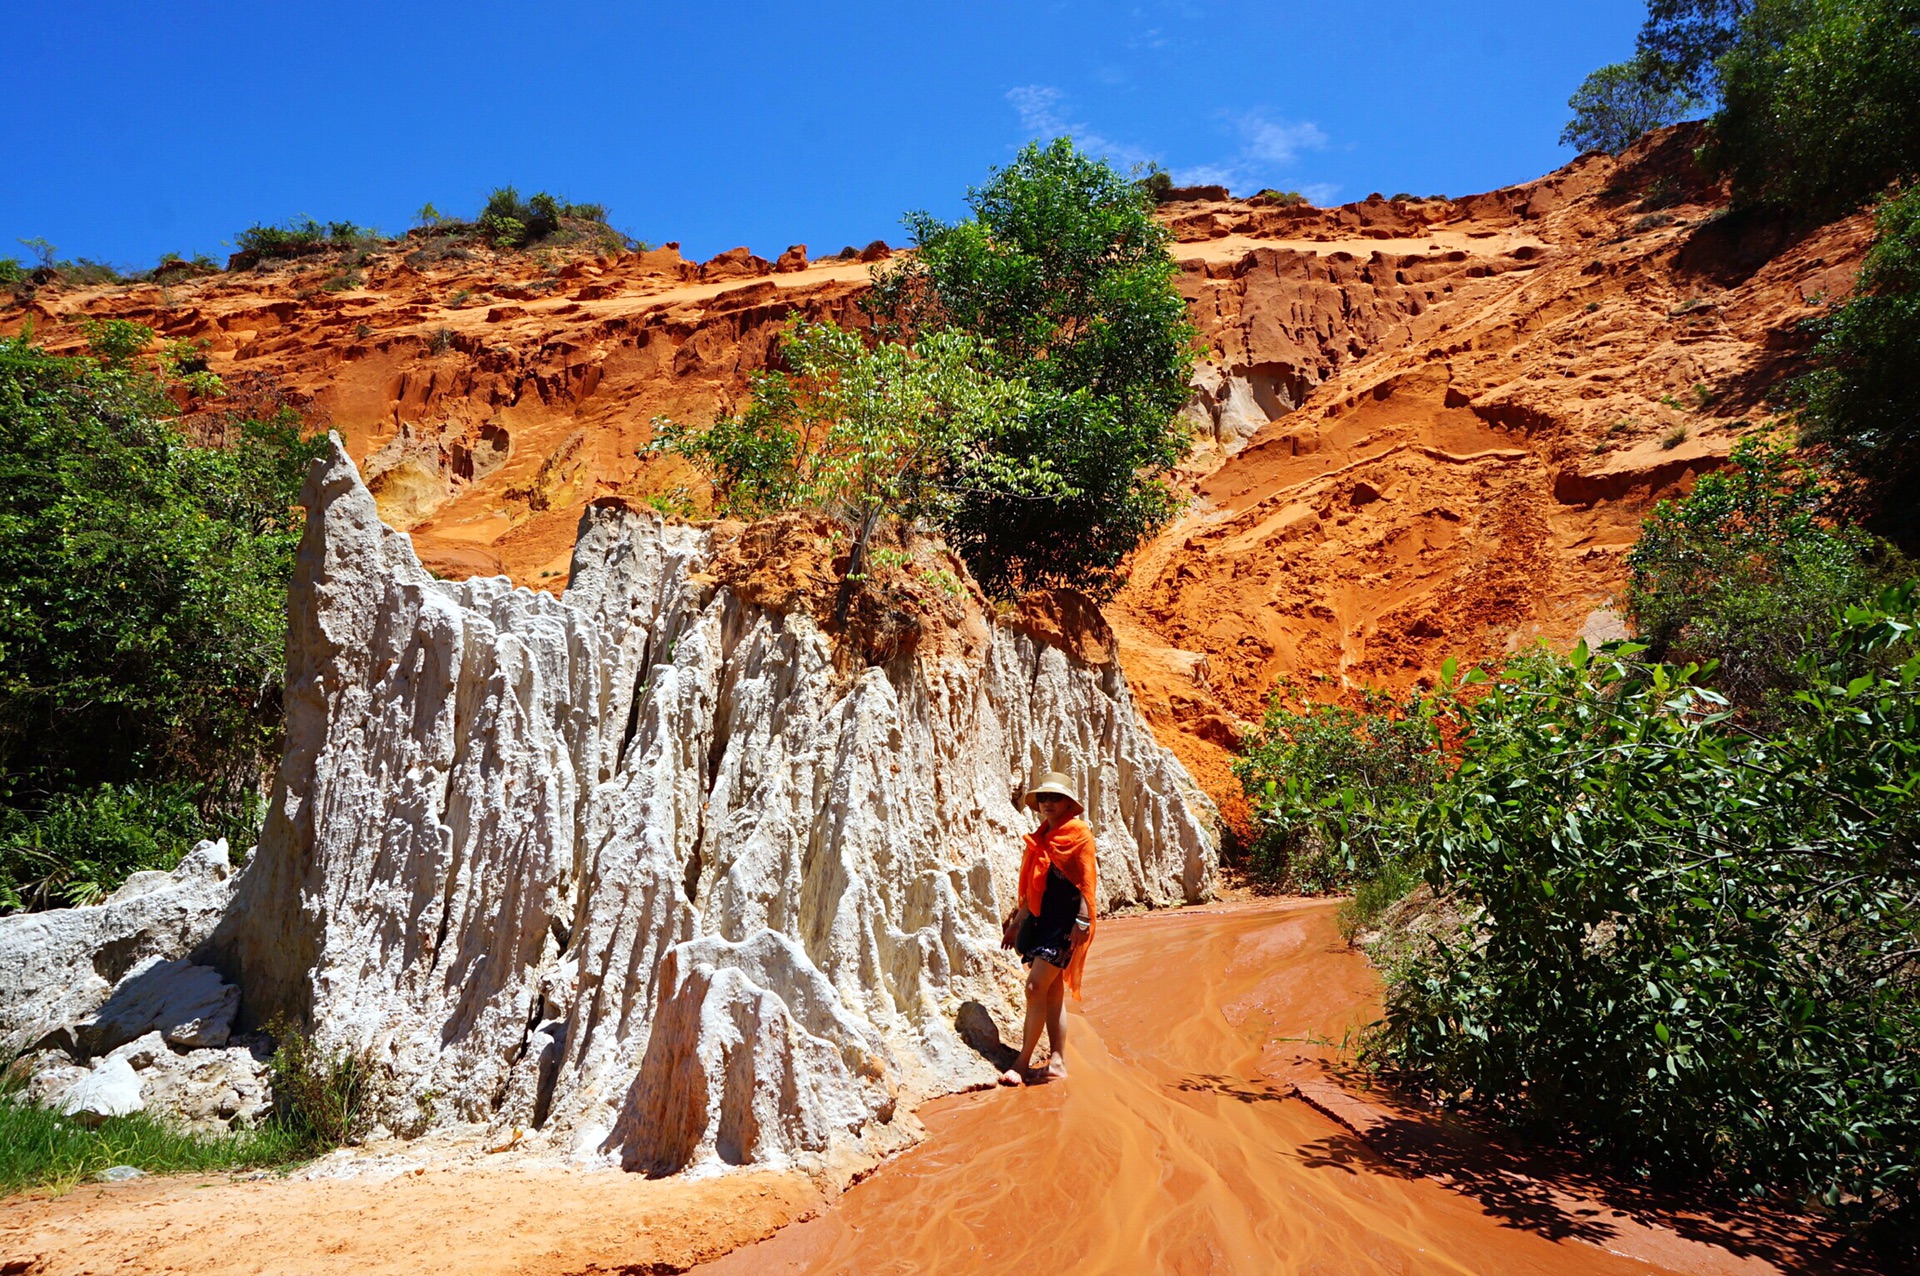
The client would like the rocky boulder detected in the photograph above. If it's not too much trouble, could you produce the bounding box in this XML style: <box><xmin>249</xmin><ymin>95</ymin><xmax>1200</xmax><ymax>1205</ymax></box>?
<box><xmin>0</xmin><ymin>841</ymin><xmax>237</xmax><ymax>1059</ymax></box>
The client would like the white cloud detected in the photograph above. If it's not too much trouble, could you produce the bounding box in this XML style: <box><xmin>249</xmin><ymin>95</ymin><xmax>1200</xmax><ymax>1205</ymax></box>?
<box><xmin>1007</xmin><ymin>85</ymin><xmax>1068</xmax><ymax>136</ymax></box>
<box><xmin>1170</xmin><ymin>163</ymin><xmax>1236</xmax><ymax>187</ymax></box>
<box><xmin>1004</xmin><ymin>85</ymin><xmax>1157</xmax><ymax>171</ymax></box>
<box><xmin>1238</xmin><ymin>113</ymin><xmax>1329</xmax><ymax>166</ymax></box>
<box><xmin>1003</xmin><ymin>90</ymin><xmax>1337</xmax><ymax>202</ymax></box>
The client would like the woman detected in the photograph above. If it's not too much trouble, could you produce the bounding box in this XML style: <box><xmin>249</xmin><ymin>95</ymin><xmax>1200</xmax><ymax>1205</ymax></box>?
<box><xmin>999</xmin><ymin>771</ymin><xmax>1097</xmax><ymax>1086</ymax></box>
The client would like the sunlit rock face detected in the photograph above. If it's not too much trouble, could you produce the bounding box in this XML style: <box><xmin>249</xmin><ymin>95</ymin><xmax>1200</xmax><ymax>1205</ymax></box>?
<box><xmin>220</xmin><ymin>437</ymin><xmax>1215</xmax><ymax>1176</ymax></box>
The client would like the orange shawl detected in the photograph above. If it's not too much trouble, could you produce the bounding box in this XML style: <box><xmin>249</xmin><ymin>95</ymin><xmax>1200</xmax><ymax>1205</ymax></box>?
<box><xmin>1019</xmin><ymin>816</ymin><xmax>1098</xmax><ymax>998</ymax></box>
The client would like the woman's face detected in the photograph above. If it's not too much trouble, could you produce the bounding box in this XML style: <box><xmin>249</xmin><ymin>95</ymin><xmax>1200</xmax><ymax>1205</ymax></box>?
<box><xmin>1035</xmin><ymin>794</ymin><xmax>1069</xmax><ymax>821</ymax></box>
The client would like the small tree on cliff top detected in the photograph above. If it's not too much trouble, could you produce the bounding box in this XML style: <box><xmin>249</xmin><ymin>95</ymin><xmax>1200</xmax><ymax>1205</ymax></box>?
<box><xmin>651</xmin><ymin>319</ymin><xmax>1060</xmax><ymax>585</ymax></box>
<box><xmin>868</xmin><ymin>137</ymin><xmax>1199</xmax><ymax>599</ymax></box>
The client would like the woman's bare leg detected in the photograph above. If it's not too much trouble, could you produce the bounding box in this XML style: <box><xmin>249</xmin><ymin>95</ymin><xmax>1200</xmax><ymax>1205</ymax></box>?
<box><xmin>1045</xmin><ymin>971</ymin><xmax>1069</xmax><ymax>1078</ymax></box>
<box><xmin>1000</xmin><ymin>960</ymin><xmax>1060</xmax><ymax>1085</ymax></box>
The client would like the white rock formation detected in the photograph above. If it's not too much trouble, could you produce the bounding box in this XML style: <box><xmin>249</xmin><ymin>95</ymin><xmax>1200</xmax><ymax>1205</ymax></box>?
<box><xmin>0</xmin><ymin>840</ymin><xmax>236</xmax><ymax>1059</ymax></box>
<box><xmin>202</xmin><ymin>437</ymin><xmax>1217</xmax><ymax>1177</ymax></box>
<box><xmin>1181</xmin><ymin>361</ymin><xmax>1315</xmax><ymax>452</ymax></box>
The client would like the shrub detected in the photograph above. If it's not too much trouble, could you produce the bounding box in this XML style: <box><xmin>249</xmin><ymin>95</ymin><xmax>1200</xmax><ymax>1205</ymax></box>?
<box><xmin>266</xmin><ymin>1019</ymin><xmax>381</xmax><ymax>1147</ymax></box>
<box><xmin>476</xmin><ymin>186</ymin><xmax>610</xmax><ymax>248</ymax></box>
<box><xmin>1256</xmin><ymin>189</ymin><xmax>1309</xmax><ymax>206</ymax></box>
<box><xmin>1233</xmin><ymin>676</ymin><xmax>1449</xmax><ymax>893</ymax></box>
<box><xmin>0</xmin><ymin>258</ymin><xmax>23</xmax><ymax>285</ymax></box>
<box><xmin>1134</xmin><ymin>163</ymin><xmax>1174</xmax><ymax>202</ymax></box>
<box><xmin>869</xmin><ymin>138</ymin><xmax>1199</xmax><ymax>598</ymax></box>
<box><xmin>0</xmin><ymin>781</ymin><xmax>224</xmax><ymax>911</ymax></box>
<box><xmin>233</xmin><ymin>217</ymin><xmax>376</xmax><ymax>263</ymax></box>
<box><xmin>1561</xmin><ymin>56</ymin><xmax>1704</xmax><ymax>154</ymax></box>
<box><xmin>1372</xmin><ymin>620</ymin><xmax>1920</xmax><ymax>1238</ymax></box>
<box><xmin>1622</xmin><ymin>433</ymin><xmax>1896</xmax><ymax>716</ymax></box>
<box><xmin>0</xmin><ymin>337</ymin><xmax>325</xmax><ymax>912</ymax></box>
<box><xmin>1796</xmin><ymin>184</ymin><xmax>1920</xmax><ymax>543</ymax></box>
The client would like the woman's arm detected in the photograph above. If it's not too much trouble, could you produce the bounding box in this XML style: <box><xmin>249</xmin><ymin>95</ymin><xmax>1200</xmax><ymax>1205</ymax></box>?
<box><xmin>1001</xmin><ymin>904</ymin><xmax>1030</xmax><ymax>949</ymax></box>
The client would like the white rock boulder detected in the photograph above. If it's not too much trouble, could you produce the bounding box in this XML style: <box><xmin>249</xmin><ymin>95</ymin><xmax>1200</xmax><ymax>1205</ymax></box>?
<box><xmin>78</xmin><ymin>958</ymin><xmax>240</xmax><ymax>1054</ymax></box>
<box><xmin>58</xmin><ymin>1055</ymin><xmax>144</xmax><ymax>1126</ymax></box>
<box><xmin>0</xmin><ymin>840</ymin><xmax>236</xmax><ymax>1059</ymax></box>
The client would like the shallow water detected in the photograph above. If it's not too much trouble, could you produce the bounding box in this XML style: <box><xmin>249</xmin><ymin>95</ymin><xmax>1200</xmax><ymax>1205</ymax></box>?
<box><xmin>697</xmin><ymin>898</ymin><xmax>1793</xmax><ymax>1276</ymax></box>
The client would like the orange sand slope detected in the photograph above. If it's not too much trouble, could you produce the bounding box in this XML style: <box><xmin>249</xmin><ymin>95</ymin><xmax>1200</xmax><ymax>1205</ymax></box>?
<box><xmin>697</xmin><ymin>899</ymin><xmax>1853</xmax><ymax>1276</ymax></box>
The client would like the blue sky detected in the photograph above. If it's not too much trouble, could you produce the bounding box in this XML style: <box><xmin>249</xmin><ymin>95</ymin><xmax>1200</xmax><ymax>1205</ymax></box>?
<box><xmin>6</xmin><ymin>1</ymin><xmax>1646</xmax><ymax>270</ymax></box>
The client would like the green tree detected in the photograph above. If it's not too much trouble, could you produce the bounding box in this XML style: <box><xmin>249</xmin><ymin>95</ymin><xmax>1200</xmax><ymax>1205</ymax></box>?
<box><xmin>1711</xmin><ymin>0</ymin><xmax>1920</xmax><ymax>214</ymax></box>
<box><xmin>868</xmin><ymin>137</ymin><xmax>1198</xmax><ymax>598</ymax></box>
<box><xmin>1797</xmin><ymin>184</ymin><xmax>1920</xmax><ymax>542</ymax></box>
<box><xmin>1622</xmin><ymin>433</ymin><xmax>1896</xmax><ymax>715</ymax></box>
<box><xmin>652</xmin><ymin>319</ymin><xmax>1057</xmax><ymax>590</ymax></box>
<box><xmin>0</xmin><ymin>335</ymin><xmax>325</xmax><ymax>910</ymax></box>
<box><xmin>1636</xmin><ymin>0</ymin><xmax>1754</xmax><ymax>97</ymax></box>
<box><xmin>1561</xmin><ymin>56</ymin><xmax>1705</xmax><ymax>153</ymax></box>
<box><xmin>1233</xmin><ymin>679</ymin><xmax>1448</xmax><ymax>896</ymax></box>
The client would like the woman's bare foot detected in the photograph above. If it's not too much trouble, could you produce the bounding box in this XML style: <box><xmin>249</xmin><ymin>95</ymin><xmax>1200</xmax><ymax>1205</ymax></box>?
<box><xmin>1046</xmin><ymin>1053</ymin><xmax>1068</xmax><ymax>1081</ymax></box>
<box><xmin>998</xmin><ymin>1067</ymin><xmax>1024</xmax><ymax>1086</ymax></box>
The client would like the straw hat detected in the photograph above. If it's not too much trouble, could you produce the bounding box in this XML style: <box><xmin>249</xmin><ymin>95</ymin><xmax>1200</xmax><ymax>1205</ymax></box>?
<box><xmin>1023</xmin><ymin>771</ymin><xmax>1083</xmax><ymax>817</ymax></box>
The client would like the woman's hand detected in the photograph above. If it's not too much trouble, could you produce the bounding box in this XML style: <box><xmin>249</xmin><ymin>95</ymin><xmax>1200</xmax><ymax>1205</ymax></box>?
<box><xmin>1001</xmin><ymin>909</ymin><xmax>1025</xmax><ymax>950</ymax></box>
<box><xmin>1070</xmin><ymin>916</ymin><xmax>1091</xmax><ymax>948</ymax></box>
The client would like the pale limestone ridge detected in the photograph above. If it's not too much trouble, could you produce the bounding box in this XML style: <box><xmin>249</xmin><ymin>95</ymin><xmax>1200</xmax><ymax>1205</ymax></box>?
<box><xmin>213</xmin><ymin>436</ymin><xmax>1215</xmax><ymax>1177</ymax></box>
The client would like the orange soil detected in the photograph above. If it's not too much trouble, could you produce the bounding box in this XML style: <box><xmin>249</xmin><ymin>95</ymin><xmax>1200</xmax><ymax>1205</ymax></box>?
<box><xmin>0</xmin><ymin>1162</ymin><xmax>819</xmax><ymax>1276</ymax></box>
<box><xmin>694</xmin><ymin>898</ymin><xmax>1851</xmax><ymax>1276</ymax></box>
<box><xmin>2</xmin><ymin>128</ymin><xmax>1867</xmax><ymax>824</ymax></box>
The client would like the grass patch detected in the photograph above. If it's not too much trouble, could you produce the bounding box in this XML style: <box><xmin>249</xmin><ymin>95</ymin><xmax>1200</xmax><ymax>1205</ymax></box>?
<box><xmin>1337</xmin><ymin>856</ymin><xmax>1424</xmax><ymax>942</ymax></box>
<box><xmin>0</xmin><ymin>1086</ymin><xmax>313</xmax><ymax>1196</ymax></box>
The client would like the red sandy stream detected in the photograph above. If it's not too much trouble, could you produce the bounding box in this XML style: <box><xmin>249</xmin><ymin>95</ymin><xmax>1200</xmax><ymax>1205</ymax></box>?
<box><xmin>698</xmin><ymin>897</ymin><xmax>1847</xmax><ymax>1276</ymax></box>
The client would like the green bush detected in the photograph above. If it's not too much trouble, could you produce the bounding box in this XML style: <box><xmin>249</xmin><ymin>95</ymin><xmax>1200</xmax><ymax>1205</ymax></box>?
<box><xmin>233</xmin><ymin>217</ymin><xmax>376</xmax><ymax>262</ymax></box>
<box><xmin>1371</xmin><ymin>622</ymin><xmax>1920</xmax><ymax>1238</ymax></box>
<box><xmin>1710</xmin><ymin>0</ymin><xmax>1920</xmax><ymax>215</ymax></box>
<box><xmin>477</xmin><ymin>186</ymin><xmax>610</xmax><ymax>248</ymax></box>
<box><xmin>0</xmin><ymin>336</ymin><xmax>325</xmax><ymax>912</ymax></box>
<box><xmin>0</xmin><ymin>781</ymin><xmax>227</xmax><ymax>911</ymax></box>
<box><xmin>266</xmin><ymin>1019</ymin><xmax>381</xmax><ymax>1147</ymax></box>
<box><xmin>1796</xmin><ymin>184</ymin><xmax>1920</xmax><ymax>543</ymax></box>
<box><xmin>868</xmin><ymin>138</ymin><xmax>1198</xmax><ymax>599</ymax></box>
<box><xmin>1233</xmin><ymin>679</ymin><xmax>1448</xmax><ymax>894</ymax></box>
<box><xmin>1560</xmin><ymin>56</ymin><xmax>1704</xmax><ymax>153</ymax></box>
<box><xmin>1134</xmin><ymin>163</ymin><xmax>1174</xmax><ymax>202</ymax></box>
<box><xmin>1622</xmin><ymin>433</ymin><xmax>1898</xmax><ymax>716</ymax></box>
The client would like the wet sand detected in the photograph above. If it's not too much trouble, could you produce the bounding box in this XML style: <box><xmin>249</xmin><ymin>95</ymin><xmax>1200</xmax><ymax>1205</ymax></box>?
<box><xmin>698</xmin><ymin>898</ymin><xmax>1836</xmax><ymax>1276</ymax></box>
